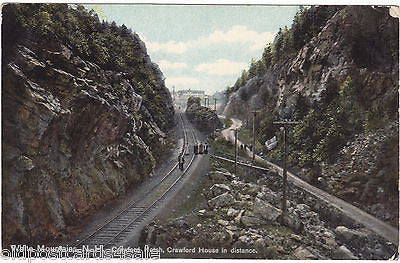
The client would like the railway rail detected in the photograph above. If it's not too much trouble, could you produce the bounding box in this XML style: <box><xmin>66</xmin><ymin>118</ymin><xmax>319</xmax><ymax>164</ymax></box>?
<box><xmin>74</xmin><ymin>111</ymin><xmax>198</xmax><ymax>248</ymax></box>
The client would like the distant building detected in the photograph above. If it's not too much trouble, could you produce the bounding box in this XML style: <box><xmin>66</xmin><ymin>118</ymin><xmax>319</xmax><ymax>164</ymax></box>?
<box><xmin>175</xmin><ymin>89</ymin><xmax>208</xmax><ymax>107</ymax></box>
<box><xmin>177</xmin><ymin>89</ymin><xmax>205</xmax><ymax>98</ymax></box>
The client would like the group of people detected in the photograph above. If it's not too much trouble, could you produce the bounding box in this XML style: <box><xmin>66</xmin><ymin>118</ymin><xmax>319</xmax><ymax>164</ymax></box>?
<box><xmin>240</xmin><ymin>144</ymin><xmax>253</xmax><ymax>151</ymax></box>
<box><xmin>178</xmin><ymin>141</ymin><xmax>209</xmax><ymax>171</ymax></box>
<box><xmin>194</xmin><ymin>141</ymin><xmax>208</xmax><ymax>155</ymax></box>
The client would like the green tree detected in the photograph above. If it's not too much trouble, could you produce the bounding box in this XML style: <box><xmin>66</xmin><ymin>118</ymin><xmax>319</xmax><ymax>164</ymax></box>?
<box><xmin>261</xmin><ymin>43</ymin><xmax>273</xmax><ymax>69</ymax></box>
<box><xmin>224</xmin><ymin>6</ymin><xmax>343</xmax><ymax>97</ymax></box>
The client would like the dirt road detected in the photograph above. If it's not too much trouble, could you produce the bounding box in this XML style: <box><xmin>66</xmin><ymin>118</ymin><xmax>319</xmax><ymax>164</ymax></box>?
<box><xmin>221</xmin><ymin>117</ymin><xmax>398</xmax><ymax>246</ymax></box>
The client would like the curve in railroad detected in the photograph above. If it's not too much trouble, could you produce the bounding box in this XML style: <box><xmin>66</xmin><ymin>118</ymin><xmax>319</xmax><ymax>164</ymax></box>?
<box><xmin>73</xmin><ymin>107</ymin><xmax>200</xmax><ymax>248</ymax></box>
<box><xmin>221</xmin><ymin>116</ymin><xmax>398</xmax><ymax>246</ymax></box>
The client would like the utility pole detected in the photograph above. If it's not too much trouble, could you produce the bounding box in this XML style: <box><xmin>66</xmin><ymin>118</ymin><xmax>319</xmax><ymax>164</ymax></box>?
<box><xmin>204</xmin><ymin>97</ymin><xmax>207</xmax><ymax>107</ymax></box>
<box><xmin>234</xmin><ymin>129</ymin><xmax>238</xmax><ymax>174</ymax></box>
<box><xmin>214</xmin><ymin>98</ymin><xmax>217</xmax><ymax>111</ymax></box>
<box><xmin>273</xmin><ymin>120</ymin><xmax>301</xmax><ymax>225</ymax></box>
<box><xmin>246</xmin><ymin>105</ymin><xmax>249</xmax><ymax>127</ymax></box>
<box><xmin>251</xmin><ymin>110</ymin><xmax>257</xmax><ymax>165</ymax></box>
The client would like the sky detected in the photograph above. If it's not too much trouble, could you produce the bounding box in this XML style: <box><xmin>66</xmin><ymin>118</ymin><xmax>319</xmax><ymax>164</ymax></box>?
<box><xmin>85</xmin><ymin>4</ymin><xmax>300</xmax><ymax>95</ymax></box>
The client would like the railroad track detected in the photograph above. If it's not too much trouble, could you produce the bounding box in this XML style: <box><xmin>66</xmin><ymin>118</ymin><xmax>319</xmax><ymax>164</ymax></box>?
<box><xmin>212</xmin><ymin>154</ymin><xmax>271</xmax><ymax>172</ymax></box>
<box><xmin>214</xmin><ymin>149</ymin><xmax>252</xmax><ymax>163</ymax></box>
<box><xmin>74</xmin><ymin>111</ymin><xmax>198</xmax><ymax>248</ymax></box>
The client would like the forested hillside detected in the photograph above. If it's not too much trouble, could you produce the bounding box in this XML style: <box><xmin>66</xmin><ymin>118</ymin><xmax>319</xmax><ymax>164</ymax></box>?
<box><xmin>2</xmin><ymin>4</ymin><xmax>174</xmax><ymax>247</ymax></box>
<box><xmin>223</xmin><ymin>6</ymin><xmax>398</xmax><ymax>226</ymax></box>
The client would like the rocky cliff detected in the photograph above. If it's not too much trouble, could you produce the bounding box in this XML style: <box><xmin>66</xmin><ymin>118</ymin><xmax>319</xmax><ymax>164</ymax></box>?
<box><xmin>2</xmin><ymin>4</ymin><xmax>174</xmax><ymax>247</ymax></box>
<box><xmin>186</xmin><ymin>97</ymin><xmax>222</xmax><ymax>134</ymax></box>
<box><xmin>224</xmin><ymin>6</ymin><xmax>398</xmax><ymax>117</ymax></box>
<box><xmin>222</xmin><ymin>6</ymin><xmax>398</xmax><ymax>225</ymax></box>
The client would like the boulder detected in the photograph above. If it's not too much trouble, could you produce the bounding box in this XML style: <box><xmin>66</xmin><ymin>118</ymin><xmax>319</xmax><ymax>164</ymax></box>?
<box><xmin>236</xmin><ymin>200</ymin><xmax>254</xmax><ymax>210</ymax></box>
<box><xmin>253</xmin><ymin>198</ymin><xmax>281</xmax><ymax>222</ymax></box>
<box><xmin>241</xmin><ymin>216</ymin><xmax>266</xmax><ymax>227</ymax></box>
<box><xmin>335</xmin><ymin>226</ymin><xmax>367</xmax><ymax>242</ymax></box>
<box><xmin>289</xmin><ymin>203</ymin><xmax>320</xmax><ymax>226</ymax></box>
<box><xmin>217</xmin><ymin>219</ymin><xmax>229</xmax><ymax>226</ymax></box>
<box><xmin>307</xmin><ymin>225</ymin><xmax>336</xmax><ymax>247</ymax></box>
<box><xmin>237</xmin><ymin>193</ymin><xmax>253</xmax><ymax>201</ymax></box>
<box><xmin>197</xmin><ymin>209</ymin><xmax>206</xmax><ymax>216</ymax></box>
<box><xmin>208</xmin><ymin>192</ymin><xmax>235</xmax><ymax>209</ymax></box>
<box><xmin>254</xmin><ymin>238</ymin><xmax>267</xmax><ymax>253</ymax></box>
<box><xmin>208</xmin><ymin>171</ymin><xmax>233</xmax><ymax>182</ymax></box>
<box><xmin>230</xmin><ymin>179</ymin><xmax>245</xmax><ymax>189</ymax></box>
<box><xmin>242</xmin><ymin>183</ymin><xmax>260</xmax><ymax>196</ymax></box>
<box><xmin>257</xmin><ymin>187</ymin><xmax>279</xmax><ymax>204</ymax></box>
<box><xmin>283</xmin><ymin>215</ymin><xmax>304</xmax><ymax>234</ymax></box>
<box><xmin>226</xmin><ymin>225</ymin><xmax>238</xmax><ymax>231</ymax></box>
<box><xmin>210</xmin><ymin>184</ymin><xmax>231</xmax><ymax>197</ymax></box>
<box><xmin>224</xmin><ymin>229</ymin><xmax>235</xmax><ymax>243</ymax></box>
<box><xmin>263</xmin><ymin>246</ymin><xmax>277</xmax><ymax>258</ymax></box>
<box><xmin>322</xmin><ymin>232</ymin><xmax>337</xmax><ymax>247</ymax></box>
<box><xmin>332</xmin><ymin>245</ymin><xmax>358</xmax><ymax>260</ymax></box>
<box><xmin>293</xmin><ymin>246</ymin><xmax>319</xmax><ymax>260</ymax></box>
<box><xmin>227</xmin><ymin>208</ymin><xmax>239</xmax><ymax>217</ymax></box>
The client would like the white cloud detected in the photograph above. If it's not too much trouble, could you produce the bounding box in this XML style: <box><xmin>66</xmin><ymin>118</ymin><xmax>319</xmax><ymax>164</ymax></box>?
<box><xmin>137</xmin><ymin>32</ymin><xmax>189</xmax><ymax>54</ymax></box>
<box><xmin>146</xmin><ymin>40</ymin><xmax>189</xmax><ymax>54</ymax></box>
<box><xmin>146</xmin><ymin>25</ymin><xmax>275</xmax><ymax>54</ymax></box>
<box><xmin>165</xmin><ymin>77</ymin><xmax>199</xmax><ymax>87</ymax></box>
<box><xmin>249</xmin><ymin>31</ymin><xmax>275</xmax><ymax>51</ymax></box>
<box><xmin>195</xmin><ymin>59</ymin><xmax>247</xmax><ymax>76</ymax></box>
<box><xmin>158</xmin><ymin>60</ymin><xmax>188</xmax><ymax>70</ymax></box>
<box><xmin>204</xmin><ymin>25</ymin><xmax>274</xmax><ymax>49</ymax></box>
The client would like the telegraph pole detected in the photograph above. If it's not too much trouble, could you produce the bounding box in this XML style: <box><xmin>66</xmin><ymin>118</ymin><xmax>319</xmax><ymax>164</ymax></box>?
<box><xmin>234</xmin><ymin>129</ymin><xmax>238</xmax><ymax>174</ymax></box>
<box><xmin>246</xmin><ymin>105</ymin><xmax>249</xmax><ymax>127</ymax></box>
<box><xmin>273</xmin><ymin>120</ymin><xmax>301</xmax><ymax>225</ymax></box>
<box><xmin>251</xmin><ymin>110</ymin><xmax>257</xmax><ymax>165</ymax></box>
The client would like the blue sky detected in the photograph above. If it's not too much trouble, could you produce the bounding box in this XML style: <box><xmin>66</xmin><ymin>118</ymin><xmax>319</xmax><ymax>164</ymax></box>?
<box><xmin>85</xmin><ymin>4</ymin><xmax>299</xmax><ymax>94</ymax></box>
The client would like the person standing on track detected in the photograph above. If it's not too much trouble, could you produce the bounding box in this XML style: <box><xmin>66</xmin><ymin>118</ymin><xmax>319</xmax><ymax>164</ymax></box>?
<box><xmin>204</xmin><ymin>142</ymin><xmax>208</xmax><ymax>154</ymax></box>
<box><xmin>178</xmin><ymin>154</ymin><xmax>185</xmax><ymax>170</ymax></box>
<box><xmin>199</xmin><ymin>142</ymin><xmax>203</xmax><ymax>154</ymax></box>
<box><xmin>194</xmin><ymin>144</ymin><xmax>198</xmax><ymax>155</ymax></box>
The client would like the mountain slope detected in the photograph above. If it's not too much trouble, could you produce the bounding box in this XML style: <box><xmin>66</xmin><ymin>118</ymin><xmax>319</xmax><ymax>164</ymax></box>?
<box><xmin>2</xmin><ymin>4</ymin><xmax>174</xmax><ymax>247</ymax></box>
<box><xmin>222</xmin><ymin>6</ymin><xmax>398</xmax><ymax>226</ymax></box>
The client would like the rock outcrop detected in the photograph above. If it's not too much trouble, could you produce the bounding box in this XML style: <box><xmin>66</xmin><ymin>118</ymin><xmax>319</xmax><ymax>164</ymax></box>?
<box><xmin>186</xmin><ymin>97</ymin><xmax>222</xmax><ymax>134</ymax></box>
<box><xmin>140</xmin><ymin>160</ymin><xmax>397</xmax><ymax>259</ymax></box>
<box><xmin>224</xmin><ymin>6</ymin><xmax>398</xmax><ymax>118</ymax></box>
<box><xmin>319</xmin><ymin>121</ymin><xmax>399</xmax><ymax>226</ymax></box>
<box><xmin>2</xmin><ymin>4</ymin><xmax>174</xmax><ymax>247</ymax></box>
<box><xmin>222</xmin><ymin>6</ymin><xmax>398</xmax><ymax>226</ymax></box>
